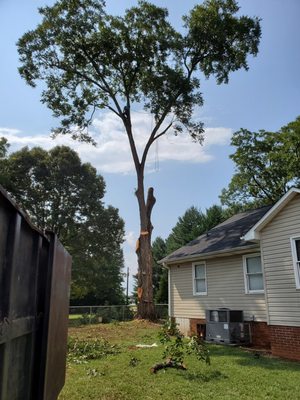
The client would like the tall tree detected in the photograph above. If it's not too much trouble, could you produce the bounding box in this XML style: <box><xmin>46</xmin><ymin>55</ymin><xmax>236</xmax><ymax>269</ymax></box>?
<box><xmin>166</xmin><ymin>205</ymin><xmax>225</xmax><ymax>253</ymax></box>
<box><xmin>0</xmin><ymin>138</ymin><xmax>9</xmax><ymax>159</ymax></box>
<box><xmin>0</xmin><ymin>144</ymin><xmax>125</xmax><ymax>304</ymax></box>
<box><xmin>17</xmin><ymin>0</ymin><xmax>261</xmax><ymax>319</ymax></box>
<box><xmin>132</xmin><ymin>236</ymin><xmax>168</xmax><ymax>304</ymax></box>
<box><xmin>155</xmin><ymin>269</ymin><xmax>168</xmax><ymax>304</ymax></box>
<box><xmin>152</xmin><ymin>237</ymin><xmax>168</xmax><ymax>302</ymax></box>
<box><xmin>151</xmin><ymin>205</ymin><xmax>225</xmax><ymax>303</ymax></box>
<box><xmin>220</xmin><ymin>116</ymin><xmax>300</xmax><ymax>211</ymax></box>
<box><xmin>0</xmin><ymin>138</ymin><xmax>10</xmax><ymax>187</ymax></box>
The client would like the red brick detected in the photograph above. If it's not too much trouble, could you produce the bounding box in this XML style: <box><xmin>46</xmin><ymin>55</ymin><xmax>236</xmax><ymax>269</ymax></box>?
<box><xmin>270</xmin><ymin>325</ymin><xmax>300</xmax><ymax>361</ymax></box>
<box><xmin>189</xmin><ymin>318</ymin><xmax>206</xmax><ymax>337</ymax></box>
<box><xmin>249</xmin><ymin>322</ymin><xmax>271</xmax><ymax>349</ymax></box>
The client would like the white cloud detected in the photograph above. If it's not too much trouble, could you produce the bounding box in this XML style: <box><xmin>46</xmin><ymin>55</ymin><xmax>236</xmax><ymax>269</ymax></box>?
<box><xmin>0</xmin><ymin>111</ymin><xmax>232</xmax><ymax>174</ymax></box>
<box><xmin>204</xmin><ymin>127</ymin><xmax>232</xmax><ymax>146</ymax></box>
<box><xmin>123</xmin><ymin>231</ymin><xmax>139</xmax><ymax>291</ymax></box>
<box><xmin>124</xmin><ymin>250</ymin><xmax>138</xmax><ymax>276</ymax></box>
<box><xmin>124</xmin><ymin>230</ymin><xmax>137</xmax><ymax>249</ymax></box>
<box><xmin>0</xmin><ymin>127</ymin><xmax>21</xmax><ymax>135</ymax></box>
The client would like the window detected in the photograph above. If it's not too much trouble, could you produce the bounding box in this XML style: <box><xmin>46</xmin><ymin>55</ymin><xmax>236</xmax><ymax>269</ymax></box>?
<box><xmin>193</xmin><ymin>262</ymin><xmax>207</xmax><ymax>295</ymax></box>
<box><xmin>243</xmin><ymin>254</ymin><xmax>264</xmax><ymax>294</ymax></box>
<box><xmin>291</xmin><ymin>237</ymin><xmax>300</xmax><ymax>289</ymax></box>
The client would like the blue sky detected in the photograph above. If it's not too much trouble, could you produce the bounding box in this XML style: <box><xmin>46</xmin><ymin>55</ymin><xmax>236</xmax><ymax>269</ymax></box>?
<box><xmin>1</xmin><ymin>0</ymin><xmax>300</xmax><ymax>289</ymax></box>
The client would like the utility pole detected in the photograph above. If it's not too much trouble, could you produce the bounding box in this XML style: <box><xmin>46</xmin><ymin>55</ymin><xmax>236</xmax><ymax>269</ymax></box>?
<box><xmin>126</xmin><ymin>267</ymin><xmax>129</xmax><ymax>305</ymax></box>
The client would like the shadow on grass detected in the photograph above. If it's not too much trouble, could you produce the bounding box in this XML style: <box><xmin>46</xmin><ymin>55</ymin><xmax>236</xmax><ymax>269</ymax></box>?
<box><xmin>181</xmin><ymin>369</ymin><xmax>228</xmax><ymax>383</ymax></box>
<box><xmin>209</xmin><ymin>344</ymin><xmax>300</xmax><ymax>372</ymax></box>
<box><xmin>236</xmin><ymin>355</ymin><xmax>300</xmax><ymax>371</ymax></box>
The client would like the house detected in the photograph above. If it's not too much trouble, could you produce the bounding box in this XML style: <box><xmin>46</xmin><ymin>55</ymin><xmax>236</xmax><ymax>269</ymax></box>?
<box><xmin>161</xmin><ymin>188</ymin><xmax>300</xmax><ymax>361</ymax></box>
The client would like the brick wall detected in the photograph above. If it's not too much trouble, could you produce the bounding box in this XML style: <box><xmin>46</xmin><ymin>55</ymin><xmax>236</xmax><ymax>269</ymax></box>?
<box><xmin>188</xmin><ymin>318</ymin><xmax>300</xmax><ymax>361</ymax></box>
<box><xmin>249</xmin><ymin>321</ymin><xmax>271</xmax><ymax>349</ymax></box>
<box><xmin>189</xmin><ymin>318</ymin><xmax>206</xmax><ymax>337</ymax></box>
<box><xmin>270</xmin><ymin>325</ymin><xmax>300</xmax><ymax>361</ymax></box>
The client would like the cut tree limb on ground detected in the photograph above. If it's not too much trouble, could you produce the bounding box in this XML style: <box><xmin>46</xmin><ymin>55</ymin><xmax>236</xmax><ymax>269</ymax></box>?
<box><xmin>151</xmin><ymin>360</ymin><xmax>187</xmax><ymax>374</ymax></box>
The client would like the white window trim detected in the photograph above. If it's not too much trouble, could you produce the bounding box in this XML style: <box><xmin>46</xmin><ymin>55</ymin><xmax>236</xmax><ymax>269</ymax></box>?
<box><xmin>290</xmin><ymin>236</ymin><xmax>300</xmax><ymax>289</ymax></box>
<box><xmin>192</xmin><ymin>262</ymin><xmax>207</xmax><ymax>296</ymax></box>
<box><xmin>243</xmin><ymin>253</ymin><xmax>264</xmax><ymax>294</ymax></box>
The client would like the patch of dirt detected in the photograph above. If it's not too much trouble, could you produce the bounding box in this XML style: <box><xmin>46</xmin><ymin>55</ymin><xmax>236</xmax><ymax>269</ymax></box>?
<box><xmin>68</xmin><ymin>320</ymin><xmax>162</xmax><ymax>344</ymax></box>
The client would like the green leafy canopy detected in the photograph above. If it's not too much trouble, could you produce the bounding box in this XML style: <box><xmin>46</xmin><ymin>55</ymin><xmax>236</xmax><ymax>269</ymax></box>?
<box><xmin>18</xmin><ymin>0</ymin><xmax>261</xmax><ymax>145</ymax></box>
<box><xmin>220</xmin><ymin>116</ymin><xmax>300</xmax><ymax>211</ymax></box>
<box><xmin>0</xmin><ymin>144</ymin><xmax>125</xmax><ymax>304</ymax></box>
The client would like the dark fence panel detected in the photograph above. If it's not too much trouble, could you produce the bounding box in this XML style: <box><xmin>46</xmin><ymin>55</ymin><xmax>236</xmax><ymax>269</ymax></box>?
<box><xmin>41</xmin><ymin>234</ymin><xmax>72</xmax><ymax>400</ymax></box>
<box><xmin>0</xmin><ymin>187</ymin><xmax>71</xmax><ymax>400</ymax></box>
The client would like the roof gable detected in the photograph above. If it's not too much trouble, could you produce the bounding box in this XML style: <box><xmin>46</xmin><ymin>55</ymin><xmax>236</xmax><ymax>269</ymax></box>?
<box><xmin>243</xmin><ymin>188</ymin><xmax>300</xmax><ymax>241</ymax></box>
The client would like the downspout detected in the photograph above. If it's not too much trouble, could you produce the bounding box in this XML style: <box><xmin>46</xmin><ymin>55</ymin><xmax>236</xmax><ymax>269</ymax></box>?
<box><xmin>163</xmin><ymin>262</ymin><xmax>171</xmax><ymax>318</ymax></box>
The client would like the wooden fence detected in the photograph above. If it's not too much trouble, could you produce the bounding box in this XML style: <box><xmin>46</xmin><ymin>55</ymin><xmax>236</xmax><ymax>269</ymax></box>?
<box><xmin>0</xmin><ymin>186</ymin><xmax>71</xmax><ymax>400</ymax></box>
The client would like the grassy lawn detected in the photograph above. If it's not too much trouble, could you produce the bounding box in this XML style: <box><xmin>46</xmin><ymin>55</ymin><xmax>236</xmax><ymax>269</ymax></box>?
<box><xmin>69</xmin><ymin>314</ymin><xmax>82</xmax><ymax>320</ymax></box>
<box><xmin>59</xmin><ymin>320</ymin><xmax>300</xmax><ymax>400</ymax></box>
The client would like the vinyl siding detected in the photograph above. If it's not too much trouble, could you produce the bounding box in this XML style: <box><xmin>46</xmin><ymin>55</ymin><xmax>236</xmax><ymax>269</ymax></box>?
<box><xmin>169</xmin><ymin>254</ymin><xmax>267</xmax><ymax>323</ymax></box>
<box><xmin>260</xmin><ymin>194</ymin><xmax>300</xmax><ymax>326</ymax></box>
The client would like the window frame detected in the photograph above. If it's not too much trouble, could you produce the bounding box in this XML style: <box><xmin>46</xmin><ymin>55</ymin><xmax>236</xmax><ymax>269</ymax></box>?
<box><xmin>290</xmin><ymin>236</ymin><xmax>300</xmax><ymax>289</ymax></box>
<box><xmin>192</xmin><ymin>262</ymin><xmax>207</xmax><ymax>296</ymax></box>
<box><xmin>243</xmin><ymin>253</ymin><xmax>264</xmax><ymax>294</ymax></box>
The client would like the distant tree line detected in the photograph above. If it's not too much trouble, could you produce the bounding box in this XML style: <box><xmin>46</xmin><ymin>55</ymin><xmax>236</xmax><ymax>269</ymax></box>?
<box><xmin>0</xmin><ymin>141</ymin><xmax>125</xmax><ymax>305</ymax></box>
<box><xmin>150</xmin><ymin>205</ymin><xmax>226</xmax><ymax>303</ymax></box>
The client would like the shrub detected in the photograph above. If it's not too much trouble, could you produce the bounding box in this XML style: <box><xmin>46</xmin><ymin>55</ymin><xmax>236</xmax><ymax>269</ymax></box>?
<box><xmin>96</xmin><ymin>306</ymin><xmax>134</xmax><ymax>323</ymax></box>
<box><xmin>79</xmin><ymin>313</ymin><xmax>98</xmax><ymax>325</ymax></box>
<box><xmin>152</xmin><ymin>318</ymin><xmax>210</xmax><ymax>373</ymax></box>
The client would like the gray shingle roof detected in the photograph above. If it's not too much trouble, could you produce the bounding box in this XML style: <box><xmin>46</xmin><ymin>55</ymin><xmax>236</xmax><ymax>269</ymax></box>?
<box><xmin>161</xmin><ymin>205</ymin><xmax>273</xmax><ymax>263</ymax></box>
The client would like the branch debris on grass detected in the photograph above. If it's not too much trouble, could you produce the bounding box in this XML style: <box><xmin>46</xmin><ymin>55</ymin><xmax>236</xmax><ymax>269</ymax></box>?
<box><xmin>151</xmin><ymin>319</ymin><xmax>210</xmax><ymax>374</ymax></box>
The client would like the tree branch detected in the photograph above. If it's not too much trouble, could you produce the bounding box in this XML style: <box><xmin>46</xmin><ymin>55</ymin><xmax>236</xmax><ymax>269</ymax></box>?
<box><xmin>151</xmin><ymin>360</ymin><xmax>187</xmax><ymax>374</ymax></box>
<box><xmin>78</xmin><ymin>46</ymin><xmax>124</xmax><ymax>117</ymax></box>
<box><xmin>251</xmin><ymin>175</ymin><xmax>275</xmax><ymax>202</ymax></box>
<box><xmin>153</xmin><ymin>121</ymin><xmax>174</xmax><ymax>142</ymax></box>
<box><xmin>124</xmin><ymin>111</ymin><xmax>141</xmax><ymax>174</ymax></box>
<box><xmin>146</xmin><ymin>187</ymin><xmax>156</xmax><ymax>232</ymax></box>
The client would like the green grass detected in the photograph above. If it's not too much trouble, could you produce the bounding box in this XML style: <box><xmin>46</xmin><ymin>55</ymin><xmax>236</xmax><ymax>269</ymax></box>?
<box><xmin>68</xmin><ymin>314</ymin><xmax>82</xmax><ymax>320</ymax></box>
<box><xmin>59</xmin><ymin>321</ymin><xmax>300</xmax><ymax>400</ymax></box>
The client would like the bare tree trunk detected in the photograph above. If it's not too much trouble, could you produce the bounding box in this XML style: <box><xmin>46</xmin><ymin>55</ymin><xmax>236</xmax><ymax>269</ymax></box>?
<box><xmin>135</xmin><ymin>182</ymin><xmax>156</xmax><ymax>320</ymax></box>
<box><xmin>123</xmin><ymin>115</ymin><xmax>157</xmax><ymax>320</ymax></box>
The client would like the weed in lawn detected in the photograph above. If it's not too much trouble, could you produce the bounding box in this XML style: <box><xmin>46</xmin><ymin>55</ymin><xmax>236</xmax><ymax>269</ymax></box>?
<box><xmin>86</xmin><ymin>368</ymin><xmax>105</xmax><ymax>378</ymax></box>
<box><xmin>129</xmin><ymin>357</ymin><xmax>140</xmax><ymax>367</ymax></box>
<box><xmin>67</xmin><ymin>336</ymin><xmax>120</xmax><ymax>364</ymax></box>
<box><xmin>79</xmin><ymin>314</ymin><xmax>98</xmax><ymax>325</ymax></box>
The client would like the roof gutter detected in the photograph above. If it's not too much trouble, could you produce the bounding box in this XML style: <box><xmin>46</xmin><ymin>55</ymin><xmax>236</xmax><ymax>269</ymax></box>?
<box><xmin>160</xmin><ymin>243</ymin><xmax>259</xmax><ymax>266</ymax></box>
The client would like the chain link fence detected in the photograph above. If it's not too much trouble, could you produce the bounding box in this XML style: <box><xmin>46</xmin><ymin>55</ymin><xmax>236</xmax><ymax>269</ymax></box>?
<box><xmin>69</xmin><ymin>304</ymin><xmax>168</xmax><ymax>326</ymax></box>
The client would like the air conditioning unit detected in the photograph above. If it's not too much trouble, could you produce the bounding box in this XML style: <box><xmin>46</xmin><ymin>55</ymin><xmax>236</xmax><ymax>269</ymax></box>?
<box><xmin>205</xmin><ymin>308</ymin><xmax>250</xmax><ymax>344</ymax></box>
